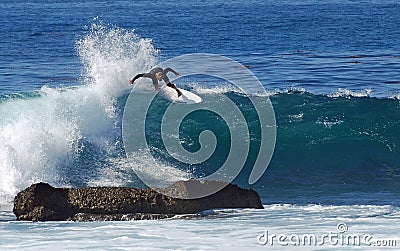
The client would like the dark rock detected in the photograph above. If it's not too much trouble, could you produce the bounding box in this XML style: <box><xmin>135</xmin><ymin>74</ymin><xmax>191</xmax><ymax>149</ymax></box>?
<box><xmin>13</xmin><ymin>180</ymin><xmax>263</xmax><ymax>221</ymax></box>
<box><xmin>70</xmin><ymin>213</ymin><xmax>175</xmax><ymax>221</ymax></box>
<box><xmin>13</xmin><ymin>182</ymin><xmax>71</xmax><ymax>221</ymax></box>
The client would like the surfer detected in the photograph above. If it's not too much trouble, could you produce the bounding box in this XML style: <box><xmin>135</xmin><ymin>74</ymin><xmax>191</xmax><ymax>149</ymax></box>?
<box><xmin>129</xmin><ymin>67</ymin><xmax>182</xmax><ymax>97</ymax></box>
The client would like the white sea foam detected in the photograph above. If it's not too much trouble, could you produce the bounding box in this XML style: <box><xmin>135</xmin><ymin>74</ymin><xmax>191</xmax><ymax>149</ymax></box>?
<box><xmin>0</xmin><ymin>204</ymin><xmax>398</xmax><ymax>250</ymax></box>
<box><xmin>187</xmin><ymin>83</ymin><xmax>384</xmax><ymax>102</ymax></box>
<box><xmin>189</xmin><ymin>82</ymin><xmax>243</xmax><ymax>95</ymax></box>
<box><xmin>0</xmin><ymin>21</ymin><xmax>158</xmax><ymax>205</ymax></box>
<box><xmin>190</xmin><ymin>84</ymin><xmax>303</xmax><ymax>98</ymax></box>
<box><xmin>328</xmin><ymin>88</ymin><xmax>372</xmax><ymax>98</ymax></box>
<box><xmin>288</xmin><ymin>112</ymin><xmax>304</xmax><ymax>122</ymax></box>
<box><xmin>125</xmin><ymin>151</ymin><xmax>192</xmax><ymax>188</ymax></box>
<box><xmin>392</xmin><ymin>92</ymin><xmax>400</xmax><ymax>100</ymax></box>
<box><xmin>316</xmin><ymin>116</ymin><xmax>344</xmax><ymax>128</ymax></box>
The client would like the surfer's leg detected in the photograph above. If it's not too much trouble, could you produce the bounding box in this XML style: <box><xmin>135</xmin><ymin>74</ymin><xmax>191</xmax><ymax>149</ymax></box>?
<box><xmin>167</xmin><ymin>82</ymin><xmax>182</xmax><ymax>97</ymax></box>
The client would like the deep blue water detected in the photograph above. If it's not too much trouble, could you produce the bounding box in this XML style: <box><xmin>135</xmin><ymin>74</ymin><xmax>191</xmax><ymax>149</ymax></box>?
<box><xmin>2</xmin><ymin>0</ymin><xmax>400</xmax><ymax>95</ymax></box>
<box><xmin>1</xmin><ymin>0</ymin><xmax>400</xmax><ymax>206</ymax></box>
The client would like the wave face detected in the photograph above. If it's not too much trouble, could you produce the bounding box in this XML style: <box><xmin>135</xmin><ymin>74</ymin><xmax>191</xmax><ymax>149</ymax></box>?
<box><xmin>139</xmin><ymin>87</ymin><xmax>400</xmax><ymax>205</ymax></box>
<box><xmin>262</xmin><ymin>91</ymin><xmax>400</xmax><ymax>205</ymax></box>
<box><xmin>1</xmin><ymin>22</ymin><xmax>399</xmax><ymax>206</ymax></box>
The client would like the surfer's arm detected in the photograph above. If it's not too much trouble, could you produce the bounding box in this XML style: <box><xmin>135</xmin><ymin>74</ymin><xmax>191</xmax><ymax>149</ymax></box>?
<box><xmin>163</xmin><ymin>67</ymin><xmax>180</xmax><ymax>77</ymax></box>
<box><xmin>129</xmin><ymin>73</ymin><xmax>144</xmax><ymax>84</ymax></box>
<box><xmin>129</xmin><ymin>73</ymin><xmax>159</xmax><ymax>90</ymax></box>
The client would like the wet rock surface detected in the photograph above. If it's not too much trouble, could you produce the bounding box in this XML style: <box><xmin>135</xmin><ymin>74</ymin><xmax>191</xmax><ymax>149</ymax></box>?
<box><xmin>13</xmin><ymin>180</ymin><xmax>263</xmax><ymax>221</ymax></box>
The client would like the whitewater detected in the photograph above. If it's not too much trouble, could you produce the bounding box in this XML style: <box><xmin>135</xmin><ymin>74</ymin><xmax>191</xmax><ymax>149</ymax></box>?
<box><xmin>1</xmin><ymin>205</ymin><xmax>399</xmax><ymax>250</ymax></box>
<box><xmin>0</xmin><ymin>22</ymin><xmax>160</xmax><ymax>204</ymax></box>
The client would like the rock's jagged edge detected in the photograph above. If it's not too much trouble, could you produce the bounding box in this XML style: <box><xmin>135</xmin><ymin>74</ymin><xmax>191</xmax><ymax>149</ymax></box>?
<box><xmin>13</xmin><ymin>180</ymin><xmax>263</xmax><ymax>222</ymax></box>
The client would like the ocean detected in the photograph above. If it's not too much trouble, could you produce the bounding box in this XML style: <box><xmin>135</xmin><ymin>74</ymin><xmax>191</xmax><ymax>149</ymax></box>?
<box><xmin>1</xmin><ymin>0</ymin><xmax>400</xmax><ymax>250</ymax></box>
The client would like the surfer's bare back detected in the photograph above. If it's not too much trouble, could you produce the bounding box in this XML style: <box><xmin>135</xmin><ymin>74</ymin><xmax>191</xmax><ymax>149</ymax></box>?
<box><xmin>129</xmin><ymin>67</ymin><xmax>182</xmax><ymax>97</ymax></box>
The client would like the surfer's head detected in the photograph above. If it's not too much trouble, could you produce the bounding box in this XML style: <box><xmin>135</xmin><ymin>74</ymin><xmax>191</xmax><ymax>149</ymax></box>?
<box><xmin>155</xmin><ymin>72</ymin><xmax>164</xmax><ymax>81</ymax></box>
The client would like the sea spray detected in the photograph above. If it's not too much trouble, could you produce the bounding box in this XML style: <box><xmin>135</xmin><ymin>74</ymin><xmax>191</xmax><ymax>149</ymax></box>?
<box><xmin>0</xmin><ymin>21</ymin><xmax>159</xmax><ymax>205</ymax></box>
<box><xmin>76</xmin><ymin>19</ymin><xmax>158</xmax><ymax>100</ymax></box>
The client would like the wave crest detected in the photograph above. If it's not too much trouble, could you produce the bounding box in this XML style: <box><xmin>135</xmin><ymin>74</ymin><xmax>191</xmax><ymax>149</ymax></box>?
<box><xmin>0</xmin><ymin>21</ymin><xmax>159</xmax><ymax>205</ymax></box>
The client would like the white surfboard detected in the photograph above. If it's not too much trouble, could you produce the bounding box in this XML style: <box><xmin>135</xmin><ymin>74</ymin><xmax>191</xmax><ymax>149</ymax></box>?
<box><xmin>160</xmin><ymin>86</ymin><xmax>202</xmax><ymax>104</ymax></box>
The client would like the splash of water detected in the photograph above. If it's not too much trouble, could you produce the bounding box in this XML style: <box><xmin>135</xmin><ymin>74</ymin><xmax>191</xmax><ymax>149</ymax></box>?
<box><xmin>0</xmin><ymin>21</ymin><xmax>159</xmax><ymax>205</ymax></box>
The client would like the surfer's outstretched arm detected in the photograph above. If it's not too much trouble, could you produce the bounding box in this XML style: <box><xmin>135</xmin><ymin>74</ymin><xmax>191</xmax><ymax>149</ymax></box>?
<box><xmin>163</xmin><ymin>67</ymin><xmax>180</xmax><ymax>77</ymax></box>
<box><xmin>129</xmin><ymin>73</ymin><xmax>144</xmax><ymax>84</ymax></box>
<box><xmin>129</xmin><ymin>73</ymin><xmax>159</xmax><ymax>89</ymax></box>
